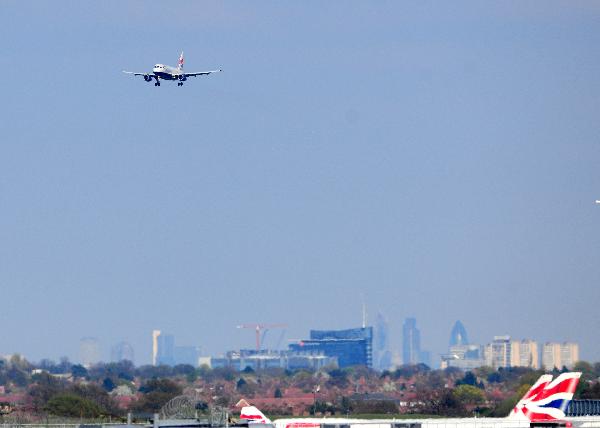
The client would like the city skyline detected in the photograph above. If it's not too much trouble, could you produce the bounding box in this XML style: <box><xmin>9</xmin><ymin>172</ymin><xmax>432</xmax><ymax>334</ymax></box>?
<box><xmin>2</xmin><ymin>2</ymin><xmax>600</xmax><ymax>364</ymax></box>
<box><xmin>1</xmin><ymin>317</ymin><xmax>587</xmax><ymax>370</ymax></box>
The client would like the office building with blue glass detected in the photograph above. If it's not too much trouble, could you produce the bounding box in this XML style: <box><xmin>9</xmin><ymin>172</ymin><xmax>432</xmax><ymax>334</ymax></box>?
<box><xmin>289</xmin><ymin>326</ymin><xmax>373</xmax><ymax>368</ymax></box>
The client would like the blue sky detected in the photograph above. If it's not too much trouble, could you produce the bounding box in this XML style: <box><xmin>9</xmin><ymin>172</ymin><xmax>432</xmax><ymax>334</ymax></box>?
<box><xmin>1</xmin><ymin>1</ymin><xmax>599</xmax><ymax>365</ymax></box>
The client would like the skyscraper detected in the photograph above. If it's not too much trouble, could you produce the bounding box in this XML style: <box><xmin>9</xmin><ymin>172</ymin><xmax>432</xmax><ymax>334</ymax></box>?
<box><xmin>111</xmin><ymin>341</ymin><xmax>135</xmax><ymax>363</ymax></box>
<box><xmin>152</xmin><ymin>330</ymin><xmax>161</xmax><ymax>366</ymax></box>
<box><xmin>152</xmin><ymin>330</ymin><xmax>202</xmax><ymax>367</ymax></box>
<box><xmin>449</xmin><ymin>320</ymin><xmax>469</xmax><ymax>347</ymax></box>
<box><xmin>402</xmin><ymin>318</ymin><xmax>421</xmax><ymax>365</ymax></box>
<box><xmin>156</xmin><ymin>333</ymin><xmax>175</xmax><ymax>366</ymax></box>
<box><xmin>80</xmin><ymin>337</ymin><xmax>100</xmax><ymax>368</ymax></box>
<box><xmin>173</xmin><ymin>346</ymin><xmax>201</xmax><ymax>366</ymax></box>
<box><xmin>374</xmin><ymin>313</ymin><xmax>392</xmax><ymax>370</ymax></box>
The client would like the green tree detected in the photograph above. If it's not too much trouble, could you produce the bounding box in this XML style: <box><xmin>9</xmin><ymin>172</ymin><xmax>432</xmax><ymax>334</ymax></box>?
<box><xmin>139</xmin><ymin>378</ymin><xmax>182</xmax><ymax>395</ymax></box>
<box><xmin>69</xmin><ymin>383</ymin><xmax>121</xmax><ymax>417</ymax></box>
<box><xmin>453</xmin><ymin>384</ymin><xmax>485</xmax><ymax>405</ymax></box>
<box><xmin>186</xmin><ymin>370</ymin><xmax>198</xmax><ymax>383</ymax></box>
<box><xmin>578</xmin><ymin>381</ymin><xmax>600</xmax><ymax>399</ymax></box>
<box><xmin>456</xmin><ymin>372</ymin><xmax>478</xmax><ymax>387</ymax></box>
<box><xmin>131</xmin><ymin>379</ymin><xmax>183</xmax><ymax>414</ymax></box>
<box><xmin>490</xmin><ymin>383</ymin><xmax>531</xmax><ymax>417</ymax></box>
<box><xmin>9</xmin><ymin>354</ymin><xmax>31</xmax><ymax>371</ymax></box>
<box><xmin>7</xmin><ymin>367</ymin><xmax>28</xmax><ymax>387</ymax></box>
<box><xmin>211</xmin><ymin>367</ymin><xmax>236</xmax><ymax>382</ymax></box>
<box><xmin>173</xmin><ymin>364</ymin><xmax>195</xmax><ymax>377</ymax></box>
<box><xmin>573</xmin><ymin>361</ymin><xmax>593</xmax><ymax>375</ymax></box>
<box><xmin>45</xmin><ymin>393</ymin><xmax>103</xmax><ymax>418</ymax></box>
<box><xmin>71</xmin><ymin>364</ymin><xmax>88</xmax><ymax>379</ymax></box>
<box><xmin>28</xmin><ymin>372</ymin><xmax>67</xmax><ymax>411</ymax></box>
<box><xmin>102</xmin><ymin>377</ymin><xmax>116</xmax><ymax>392</ymax></box>
<box><xmin>340</xmin><ymin>396</ymin><xmax>353</xmax><ymax>414</ymax></box>
<box><xmin>196</xmin><ymin>364</ymin><xmax>212</xmax><ymax>380</ymax></box>
<box><xmin>236</xmin><ymin>377</ymin><xmax>257</xmax><ymax>397</ymax></box>
<box><xmin>236</xmin><ymin>378</ymin><xmax>247</xmax><ymax>390</ymax></box>
<box><xmin>420</xmin><ymin>389</ymin><xmax>466</xmax><ymax>417</ymax></box>
<box><xmin>326</xmin><ymin>369</ymin><xmax>349</xmax><ymax>389</ymax></box>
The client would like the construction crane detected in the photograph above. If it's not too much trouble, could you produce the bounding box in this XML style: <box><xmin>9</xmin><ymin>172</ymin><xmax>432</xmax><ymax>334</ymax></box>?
<box><xmin>236</xmin><ymin>323</ymin><xmax>288</xmax><ymax>352</ymax></box>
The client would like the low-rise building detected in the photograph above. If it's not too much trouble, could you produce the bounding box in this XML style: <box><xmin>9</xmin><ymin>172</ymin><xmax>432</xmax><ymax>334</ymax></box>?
<box><xmin>209</xmin><ymin>350</ymin><xmax>337</xmax><ymax>371</ymax></box>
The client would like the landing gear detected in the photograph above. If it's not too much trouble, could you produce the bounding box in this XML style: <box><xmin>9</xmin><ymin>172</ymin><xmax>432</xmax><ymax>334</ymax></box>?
<box><xmin>177</xmin><ymin>82</ymin><xmax>183</xmax><ymax>86</ymax></box>
<box><xmin>154</xmin><ymin>81</ymin><xmax>160</xmax><ymax>86</ymax></box>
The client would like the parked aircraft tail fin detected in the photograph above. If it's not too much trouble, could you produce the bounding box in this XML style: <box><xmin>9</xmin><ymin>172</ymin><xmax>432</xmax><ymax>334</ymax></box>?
<box><xmin>507</xmin><ymin>372</ymin><xmax>581</xmax><ymax>422</ymax></box>
<box><xmin>240</xmin><ymin>405</ymin><xmax>271</xmax><ymax>424</ymax></box>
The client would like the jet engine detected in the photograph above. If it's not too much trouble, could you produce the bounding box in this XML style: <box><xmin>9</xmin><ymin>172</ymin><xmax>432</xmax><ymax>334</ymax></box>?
<box><xmin>144</xmin><ymin>75</ymin><xmax>152</xmax><ymax>82</ymax></box>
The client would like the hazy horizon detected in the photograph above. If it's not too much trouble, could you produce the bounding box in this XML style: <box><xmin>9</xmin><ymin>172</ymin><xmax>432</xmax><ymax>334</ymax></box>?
<box><xmin>1</xmin><ymin>1</ymin><xmax>599</xmax><ymax>366</ymax></box>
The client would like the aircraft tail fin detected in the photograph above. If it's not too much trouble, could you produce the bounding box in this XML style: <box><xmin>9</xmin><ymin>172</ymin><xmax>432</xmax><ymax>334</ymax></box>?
<box><xmin>240</xmin><ymin>405</ymin><xmax>271</xmax><ymax>424</ymax></box>
<box><xmin>507</xmin><ymin>374</ymin><xmax>553</xmax><ymax>420</ymax></box>
<box><xmin>178</xmin><ymin>51</ymin><xmax>184</xmax><ymax>70</ymax></box>
<box><xmin>507</xmin><ymin>372</ymin><xmax>581</xmax><ymax>421</ymax></box>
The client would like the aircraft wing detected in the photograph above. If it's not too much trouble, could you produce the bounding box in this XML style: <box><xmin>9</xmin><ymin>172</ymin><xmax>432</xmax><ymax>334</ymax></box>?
<box><xmin>122</xmin><ymin>71</ymin><xmax>151</xmax><ymax>76</ymax></box>
<box><xmin>183</xmin><ymin>69</ymin><xmax>222</xmax><ymax>77</ymax></box>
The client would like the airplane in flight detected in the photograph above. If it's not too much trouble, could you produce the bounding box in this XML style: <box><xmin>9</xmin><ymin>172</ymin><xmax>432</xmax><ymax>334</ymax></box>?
<box><xmin>123</xmin><ymin>52</ymin><xmax>221</xmax><ymax>87</ymax></box>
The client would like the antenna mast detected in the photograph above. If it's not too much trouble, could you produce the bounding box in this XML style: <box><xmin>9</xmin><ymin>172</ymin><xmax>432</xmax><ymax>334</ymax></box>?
<box><xmin>362</xmin><ymin>299</ymin><xmax>367</xmax><ymax>328</ymax></box>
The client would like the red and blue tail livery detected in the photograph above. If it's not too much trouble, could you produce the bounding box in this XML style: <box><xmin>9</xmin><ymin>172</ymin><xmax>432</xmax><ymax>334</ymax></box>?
<box><xmin>509</xmin><ymin>372</ymin><xmax>581</xmax><ymax>422</ymax></box>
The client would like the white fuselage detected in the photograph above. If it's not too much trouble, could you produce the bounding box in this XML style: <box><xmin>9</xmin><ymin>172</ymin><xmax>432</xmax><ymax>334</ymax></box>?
<box><xmin>152</xmin><ymin>64</ymin><xmax>183</xmax><ymax>80</ymax></box>
<box><xmin>271</xmin><ymin>416</ymin><xmax>600</xmax><ymax>428</ymax></box>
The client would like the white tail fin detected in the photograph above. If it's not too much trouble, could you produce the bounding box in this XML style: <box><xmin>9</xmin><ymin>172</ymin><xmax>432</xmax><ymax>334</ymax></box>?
<box><xmin>240</xmin><ymin>406</ymin><xmax>271</xmax><ymax>424</ymax></box>
<box><xmin>178</xmin><ymin>51</ymin><xmax>184</xmax><ymax>70</ymax></box>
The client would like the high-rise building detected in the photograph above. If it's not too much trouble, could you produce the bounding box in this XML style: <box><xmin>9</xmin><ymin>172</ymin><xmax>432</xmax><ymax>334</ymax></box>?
<box><xmin>402</xmin><ymin>318</ymin><xmax>421</xmax><ymax>365</ymax></box>
<box><xmin>374</xmin><ymin>313</ymin><xmax>392</xmax><ymax>371</ymax></box>
<box><xmin>449</xmin><ymin>321</ymin><xmax>469</xmax><ymax>347</ymax></box>
<box><xmin>485</xmin><ymin>335</ymin><xmax>511</xmax><ymax>368</ymax></box>
<box><xmin>152</xmin><ymin>330</ymin><xmax>161</xmax><ymax>366</ymax></box>
<box><xmin>156</xmin><ymin>333</ymin><xmax>175</xmax><ymax>366</ymax></box>
<box><xmin>111</xmin><ymin>341</ymin><xmax>135</xmax><ymax>363</ymax></box>
<box><xmin>80</xmin><ymin>337</ymin><xmax>100</xmax><ymax>368</ymax></box>
<box><xmin>484</xmin><ymin>337</ymin><xmax>539</xmax><ymax>369</ymax></box>
<box><xmin>173</xmin><ymin>346</ymin><xmax>201</xmax><ymax>366</ymax></box>
<box><xmin>152</xmin><ymin>330</ymin><xmax>202</xmax><ymax>367</ymax></box>
<box><xmin>511</xmin><ymin>339</ymin><xmax>539</xmax><ymax>369</ymax></box>
<box><xmin>542</xmin><ymin>342</ymin><xmax>579</xmax><ymax>370</ymax></box>
<box><xmin>288</xmin><ymin>326</ymin><xmax>373</xmax><ymax>368</ymax></box>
